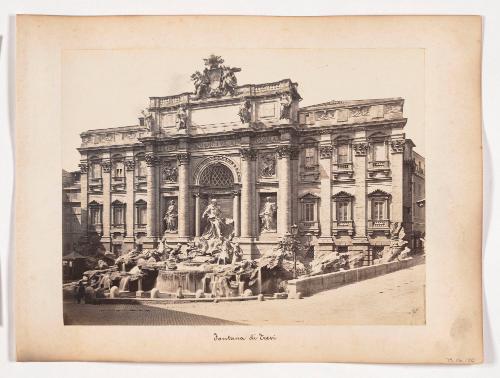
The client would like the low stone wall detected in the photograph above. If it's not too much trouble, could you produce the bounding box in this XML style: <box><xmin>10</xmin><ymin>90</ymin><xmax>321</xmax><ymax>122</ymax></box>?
<box><xmin>287</xmin><ymin>255</ymin><xmax>425</xmax><ymax>298</ymax></box>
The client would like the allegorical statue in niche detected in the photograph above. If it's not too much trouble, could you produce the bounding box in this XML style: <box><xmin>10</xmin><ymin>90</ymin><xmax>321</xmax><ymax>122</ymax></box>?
<box><xmin>259</xmin><ymin>196</ymin><xmax>277</xmax><ymax>232</ymax></box>
<box><xmin>238</xmin><ymin>99</ymin><xmax>252</xmax><ymax>124</ymax></box>
<box><xmin>141</xmin><ymin>109</ymin><xmax>155</xmax><ymax>131</ymax></box>
<box><xmin>176</xmin><ymin>105</ymin><xmax>188</xmax><ymax>130</ymax></box>
<box><xmin>202</xmin><ymin>198</ymin><xmax>224</xmax><ymax>240</ymax></box>
<box><xmin>164</xmin><ymin>200</ymin><xmax>178</xmax><ymax>232</ymax></box>
<box><xmin>261</xmin><ymin>153</ymin><xmax>276</xmax><ymax>177</ymax></box>
<box><xmin>279</xmin><ymin>93</ymin><xmax>293</xmax><ymax>120</ymax></box>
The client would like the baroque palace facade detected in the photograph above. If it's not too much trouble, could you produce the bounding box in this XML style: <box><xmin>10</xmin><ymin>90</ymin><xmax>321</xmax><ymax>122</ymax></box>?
<box><xmin>73</xmin><ymin>55</ymin><xmax>425</xmax><ymax>260</ymax></box>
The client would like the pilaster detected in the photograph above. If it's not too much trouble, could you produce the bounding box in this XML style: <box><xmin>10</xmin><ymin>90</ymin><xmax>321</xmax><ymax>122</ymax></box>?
<box><xmin>101</xmin><ymin>158</ymin><xmax>112</xmax><ymax>247</ymax></box>
<box><xmin>276</xmin><ymin>145</ymin><xmax>292</xmax><ymax>235</ymax></box>
<box><xmin>318</xmin><ymin>136</ymin><xmax>334</xmax><ymax>253</ymax></box>
<box><xmin>78</xmin><ymin>161</ymin><xmax>89</xmax><ymax>242</ymax></box>
<box><xmin>177</xmin><ymin>152</ymin><xmax>191</xmax><ymax>239</ymax></box>
<box><xmin>352</xmin><ymin>138</ymin><xmax>369</xmax><ymax>242</ymax></box>
<box><xmin>390</xmin><ymin>138</ymin><xmax>405</xmax><ymax>225</ymax></box>
<box><xmin>239</xmin><ymin>147</ymin><xmax>256</xmax><ymax>238</ymax></box>
<box><xmin>124</xmin><ymin>157</ymin><xmax>135</xmax><ymax>245</ymax></box>
<box><xmin>145</xmin><ymin>152</ymin><xmax>159</xmax><ymax>244</ymax></box>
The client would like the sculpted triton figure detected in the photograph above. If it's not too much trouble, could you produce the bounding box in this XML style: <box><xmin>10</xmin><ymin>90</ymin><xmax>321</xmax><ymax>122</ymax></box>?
<box><xmin>260</xmin><ymin>196</ymin><xmax>277</xmax><ymax>232</ymax></box>
<box><xmin>164</xmin><ymin>200</ymin><xmax>178</xmax><ymax>232</ymax></box>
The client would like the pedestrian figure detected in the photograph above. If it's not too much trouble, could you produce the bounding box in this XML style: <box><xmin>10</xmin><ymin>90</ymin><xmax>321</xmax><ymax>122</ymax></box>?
<box><xmin>75</xmin><ymin>281</ymin><xmax>86</xmax><ymax>304</ymax></box>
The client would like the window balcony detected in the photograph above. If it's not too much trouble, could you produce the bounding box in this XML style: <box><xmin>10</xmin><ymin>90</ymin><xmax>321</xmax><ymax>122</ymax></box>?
<box><xmin>88</xmin><ymin>177</ymin><xmax>103</xmax><ymax>192</ymax></box>
<box><xmin>110</xmin><ymin>223</ymin><xmax>125</xmax><ymax>233</ymax></box>
<box><xmin>367</xmin><ymin>219</ymin><xmax>391</xmax><ymax>235</ymax></box>
<box><xmin>111</xmin><ymin>176</ymin><xmax>126</xmax><ymax>192</ymax></box>
<box><xmin>332</xmin><ymin>220</ymin><xmax>354</xmax><ymax>235</ymax></box>
<box><xmin>368</xmin><ymin>160</ymin><xmax>390</xmax><ymax>170</ymax></box>
<box><xmin>299</xmin><ymin>220</ymin><xmax>320</xmax><ymax>235</ymax></box>
<box><xmin>134</xmin><ymin>223</ymin><xmax>147</xmax><ymax>231</ymax></box>
<box><xmin>88</xmin><ymin>223</ymin><xmax>103</xmax><ymax>234</ymax></box>
<box><xmin>134</xmin><ymin>176</ymin><xmax>147</xmax><ymax>191</ymax></box>
<box><xmin>333</xmin><ymin>162</ymin><xmax>353</xmax><ymax>171</ymax></box>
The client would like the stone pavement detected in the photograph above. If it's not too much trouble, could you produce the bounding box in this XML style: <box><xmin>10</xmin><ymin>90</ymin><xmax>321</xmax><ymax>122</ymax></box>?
<box><xmin>64</xmin><ymin>263</ymin><xmax>425</xmax><ymax>326</ymax></box>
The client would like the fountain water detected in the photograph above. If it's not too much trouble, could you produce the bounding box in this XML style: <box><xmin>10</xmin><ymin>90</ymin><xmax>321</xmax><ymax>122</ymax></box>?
<box><xmin>154</xmin><ymin>269</ymin><xmax>207</xmax><ymax>294</ymax></box>
<box><xmin>118</xmin><ymin>276</ymin><xmax>130</xmax><ymax>292</ymax></box>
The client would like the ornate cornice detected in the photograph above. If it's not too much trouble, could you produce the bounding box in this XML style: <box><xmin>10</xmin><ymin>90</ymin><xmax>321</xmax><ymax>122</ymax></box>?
<box><xmin>176</xmin><ymin>152</ymin><xmax>191</xmax><ymax>165</ymax></box>
<box><xmin>79</xmin><ymin>163</ymin><xmax>88</xmax><ymax>174</ymax></box>
<box><xmin>352</xmin><ymin>142</ymin><xmax>368</xmax><ymax>156</ymax></box>
<box><xmin>101</xmin><ymin>160</ymin><xmax>112</xmax><ymax>172</ymax></box>
<box><xmin>239</xmin><ymin>147</ymin><xmax>257</xmax><ymax>161</ymax></box>
<box><xmin>390</xmin><ymin>139</ymin><xmax>405</xmax><ymax>154</ymax></box>
<box><xmin>319</xmin><ymin>145</ymin><xmax>333</xmax><ymax>159</ymax></box>
<box><xmin>145</xmin><ymin>153</ymin><xmax>159</xmax><ymax>167</ymax></box>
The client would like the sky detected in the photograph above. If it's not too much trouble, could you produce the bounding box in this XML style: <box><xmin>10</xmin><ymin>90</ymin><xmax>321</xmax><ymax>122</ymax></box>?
<box><xmin>62</xmin><ymin>48</ymin><xmax>424</xmax><ymax>170</ymax></box>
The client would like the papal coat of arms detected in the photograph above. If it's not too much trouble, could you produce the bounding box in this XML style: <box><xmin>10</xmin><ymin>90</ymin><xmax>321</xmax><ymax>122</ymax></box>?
<box><xmin>191</xmin><ymin>55</ymin><xmax>241</xmax><ymax>98</ymax></box>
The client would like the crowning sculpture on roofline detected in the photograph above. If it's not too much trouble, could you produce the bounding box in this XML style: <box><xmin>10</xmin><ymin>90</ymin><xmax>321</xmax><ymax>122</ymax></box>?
<box><xmin>190</xmin><ymin>54</ymin><xmax>241</xmax><ymax>99</ymax></box>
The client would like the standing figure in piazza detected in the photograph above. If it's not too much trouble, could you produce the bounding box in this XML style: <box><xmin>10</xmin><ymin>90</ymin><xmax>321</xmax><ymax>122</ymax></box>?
<box><xmin>259</xmin><ymin>196</ymin><xmax>277</xmax><ymax>232</ymax></box>
<box><xmin>164</xmin><ymin>200</ymin><xmax>178</xmax><ymax>232</ymax></box>
<box><xmin>202</xmin><ymin>198</ymin><xmax>224</xmax><ymax>240</ymax></box>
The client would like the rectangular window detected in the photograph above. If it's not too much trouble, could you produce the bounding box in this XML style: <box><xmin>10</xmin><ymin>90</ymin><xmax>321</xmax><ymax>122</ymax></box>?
<box><xmin>113</xmin><ymin>206</ymin><xmax>124</xmax><ymax>225</ymax></box>
<box><xmin>136</xmin><ymin>206</ymin><xmax>147</xmax><ymax>225</ymax></box>
<box><xmin>303</xmin><ymin>203</ymin><xmax>315</xmax><ymax>222</ymax></box>
<box><xmin>373</xmin><ymin>142</ymin><xmax>386</xmax><ymax>162</ymax></box>
<box><xmin>337</xmin><ymin>144</ymin><xmax>349</xmax><ymax>163</ymax></box>
<box><xmin>89</xmin><ymin>207</ymin><xmax>101</xmax><ymax>225</ymax></box>
<box><xmin>372</xmin><ymin>200</ymin><xmax>385</xmax><ymax>220</ymax></box>
<box><xmin>304</xmin><ymin>147</ymin><xmax>316</xmax><ymax>167</ymax></box>
<box><xmin>337</xmin><ymin>201</ymin><xmax>350</xmax><ymax>221</ymax></box>
<box><xmin>90</xmin><ymin>163</ymin><xmax>102</xmax><ymax>179</ymax></box>
<box><xmin>136</xmin><ymin>160</ymin><xmax>146</xmax><ymax>177</ymax></box>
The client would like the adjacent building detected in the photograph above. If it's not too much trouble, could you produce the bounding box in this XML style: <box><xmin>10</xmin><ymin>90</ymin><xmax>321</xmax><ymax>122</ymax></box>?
<box><xmin>62</xmin><ymin>170</ymin><xmax>82</xmax><ymax>254</ymax></box>
<box><xmin>73</xmin><ymin>56</ymin><xmax>425</xmax><ymax>261</ymax></box>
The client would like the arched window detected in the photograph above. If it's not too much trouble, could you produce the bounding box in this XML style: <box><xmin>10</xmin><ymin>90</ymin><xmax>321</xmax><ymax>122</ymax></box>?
<box><xmin>199</xmin><ymin>163</ymin><xmax>233</xmax><ymax>188</ymax></box>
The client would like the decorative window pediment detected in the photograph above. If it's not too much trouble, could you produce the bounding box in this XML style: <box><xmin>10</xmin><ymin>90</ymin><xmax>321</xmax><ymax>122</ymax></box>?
<box><xmin>367</xmin><ymin>189</ymin><xmax>392</xmax><ymax>198</ymax></box>
<box><xmin>299</xmin><ymin>192</ymin><xmax>320</xmax><ymax>201</ymax></box>
<box><xmin>332</xmin><ymin>191</ymin><xmax>354</xmax><ymax>200</ymax></box>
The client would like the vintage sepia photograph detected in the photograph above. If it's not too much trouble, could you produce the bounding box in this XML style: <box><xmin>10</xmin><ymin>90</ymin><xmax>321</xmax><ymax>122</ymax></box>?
<box><xmin>61</xmin><ymin>48</ymin><xmax>426</xmax><ymax>326</ymax></box>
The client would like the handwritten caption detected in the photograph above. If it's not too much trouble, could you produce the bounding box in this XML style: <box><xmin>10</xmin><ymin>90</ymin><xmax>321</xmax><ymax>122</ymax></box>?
<box><xmin>213</xmin><ymin>333</ymin><xmax>277</xmax><ymax>342</ymax></box>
